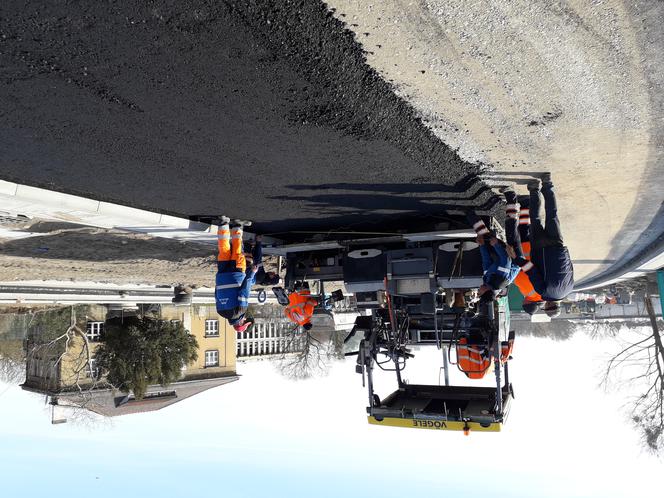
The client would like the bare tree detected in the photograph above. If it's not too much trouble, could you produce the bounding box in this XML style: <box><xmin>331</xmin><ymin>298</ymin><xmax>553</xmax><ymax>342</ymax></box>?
<box><xmin>602</xmin><ymin>296</ymin><xmax>664</xmax><ymax>454</ymax></box>
<box><xmin>47</xmin><ymin>394</ymin><xmax>112</xmax><ymax>429</ymax></box>
<box><xmin>26</xmin><ymin>307</ymin><xmax>108</xmax><ymax>422</ymax></box>
<box><xmin>30</xmin><ymin>308</ymin><xmax>97</xmax><ymax>389</ymax></box>
<box><xmin>277</xmin><ymin>329</ymin><xmax>334</xmax><ymax>380</ymax></box>
<box><xmin>0</xmin><ymin>339</ymin><xmax>25</xmax><ymax>384</ymax></box>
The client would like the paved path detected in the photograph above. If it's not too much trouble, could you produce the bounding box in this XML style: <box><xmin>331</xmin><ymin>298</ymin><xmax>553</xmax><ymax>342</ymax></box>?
<box><xmin>329</xmin><ymin>0</ymin><xmax>664</xmax><ymax>281</ymax></box>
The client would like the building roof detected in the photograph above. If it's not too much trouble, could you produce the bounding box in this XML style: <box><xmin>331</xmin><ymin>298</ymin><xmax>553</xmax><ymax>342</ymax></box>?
<box><xmin>27</xmin><ymin>376</ymin><xmax>239</xmax><ymax>418</ymax></box>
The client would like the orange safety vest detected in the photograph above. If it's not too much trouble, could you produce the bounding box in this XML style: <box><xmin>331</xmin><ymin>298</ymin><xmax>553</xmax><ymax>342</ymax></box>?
<box><xmin>515</xmin><ymin>241</ymin><xmax>542</xmax><ymax>302</ymax></box>
<box><xmin>457</xmin><ymin>337</ymin><xmax>514</xmax><ymax>379</ymax></box>
<box><xmin>285</xmin><ymin>290</ymin><xmax>318</xmax><ymax>326</ymax></box>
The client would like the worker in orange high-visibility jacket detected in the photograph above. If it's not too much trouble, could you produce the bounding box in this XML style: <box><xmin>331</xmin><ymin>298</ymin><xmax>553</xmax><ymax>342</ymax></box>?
<box><xmin>285</xmin><ymin>287</ymin><xmax>319</xmax><ymax>331</ymax></box>
<box><xmin>502</xmin><ymin>189</ymin><xmax>544</xmax><ymax>316</ymax></box>
<box><xmin>457</xmin><ymin>333</ymin><xmax>514</xmax><ymax>379</ymax></box>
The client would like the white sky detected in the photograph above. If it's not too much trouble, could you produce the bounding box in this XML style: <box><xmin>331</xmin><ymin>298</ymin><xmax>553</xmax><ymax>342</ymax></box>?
<box><xmin>0</xmin><ymin>327</ymin><xmax>661</xmax><ymax>498</ymax></box>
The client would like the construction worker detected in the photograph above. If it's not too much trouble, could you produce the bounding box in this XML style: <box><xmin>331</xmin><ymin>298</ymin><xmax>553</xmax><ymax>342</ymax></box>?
<box><xmin>468</xmin><ymin>214</ymin><xmax>520</xmax><ymax>304</ymax></box>
<box><xmin>457</xmin><ymin>332</ymin><xmax>514</xmax><ymax>379</ymax></box>
<box><xmin>285</xmin><ymin>283</ymin><xmax>318</xmax><ymax>331</ymax></box>
<box><xmin>513</xmin><ymin>174</ymin><xmax>574</xmax><ymax>318</ymax></box>
<box><xmin>502</xmin><ymin>189</ymin><xmax>544</xmax><ymax>315</ymax></box>
<box><xmin>215</xmin><ymin>217</ymin><xmax>258</xmax><ymax>332</ymax></box>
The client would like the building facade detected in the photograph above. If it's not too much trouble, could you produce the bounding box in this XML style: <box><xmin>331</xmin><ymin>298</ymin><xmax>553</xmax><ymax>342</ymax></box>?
<box><xmin>158</xmin><ymin>304</ymin><xmax>236</xmax><ymax>379</ymax></box>
<box><xmin>23</xmin><ymin>303</ymin><xmax>237</xmax><ymax>395</ymax></box>
<box><xmin>24</xmin><ymin>304</ymin><xmax>107</xmax><ymax>393</ymax></box>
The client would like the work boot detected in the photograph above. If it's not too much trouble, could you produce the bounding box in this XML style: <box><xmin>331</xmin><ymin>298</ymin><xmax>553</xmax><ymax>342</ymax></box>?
<box><xmin>232</xmin><ymin>219</ymin><xmax>252</xmax><ymax>227</ymax></box>
<box><xmin>500</xmin><ymin>186</ymin><xmax>518</xmax><ymax>204</ymax></box>
<box><xmin>527</xmin><ymin>178</ymin><xmax>542</xmax><ymax>192</ymax></box>
<box><xmin>194</xmin><ymin>215</ymin><xmax>229</xmax><ymax>226</ymax></box>
<box><xmin>453</xmin><ymin>291</ymin><xmax>466</xmax><ymax>309</ymax></box>
<box><xmin>541</xmin><ymin>172</ymin><xmax>553</xmax><ymax>187</ymax></box>
<box><xmin>466</xmin><ymin>211</ymin><xmax>493</xmax><ymax>238</ymax></box>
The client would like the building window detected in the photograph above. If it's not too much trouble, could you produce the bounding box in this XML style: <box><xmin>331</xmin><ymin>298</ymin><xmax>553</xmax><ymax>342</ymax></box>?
<box><xmin>87</xmin><ymin>358</ymin><xmax>99</xmax><ymax>379</ymax></box>
<box><xmin>86</xmin><ymin>322</ymin><xmax>104</xmax><ymax>341</ymax></box>
<box><xmin>205</xmin><ymin>319</ymin><xmax>219</xmax><ymax>337</ymax></box>
<box><xmin>205</xmin><ymin>350</ymin><xmax>219</xmax><ymax>367</ymax></box>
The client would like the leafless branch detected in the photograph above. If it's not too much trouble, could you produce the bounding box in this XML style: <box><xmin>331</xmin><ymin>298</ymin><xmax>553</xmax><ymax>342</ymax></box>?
<box><xmin>277</xmin><ymin>330</ymin><xmax>334</xmax><ymax>380</ymax></box>
<box><xmin>26</xmin><ymin>306</ymin><xmax>109</xmax><ymax>424</ymax></box>
<box><xmin>603</xmin><ymin>296</ymin><xmax>664</xmax><ymax>453</ymax></box>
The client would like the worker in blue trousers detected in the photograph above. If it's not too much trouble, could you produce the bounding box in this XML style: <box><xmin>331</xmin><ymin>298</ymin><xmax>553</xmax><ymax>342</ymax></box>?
<box><xmin>468</xmin><ymin>213</ymin><xmax>520</xmax><ymax>304</ymax></box>
<box><xmin>515</xmin><ymin>174</ymin><xmax>574</xmax><ymax>318</ymax></box>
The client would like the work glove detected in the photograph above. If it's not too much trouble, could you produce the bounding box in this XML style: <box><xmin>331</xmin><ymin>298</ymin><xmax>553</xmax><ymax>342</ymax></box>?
<box><xmin>514</xmin><ymin>256</ymin><xmax>529</xmax><ymax>267</ymax></box>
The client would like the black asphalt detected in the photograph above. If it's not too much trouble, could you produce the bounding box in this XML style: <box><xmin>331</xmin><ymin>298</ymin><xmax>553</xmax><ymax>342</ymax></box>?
<box><xmin>0</xmin><ymin>1</ymin><xmax>495</xmax><ymax>235</ymax></box>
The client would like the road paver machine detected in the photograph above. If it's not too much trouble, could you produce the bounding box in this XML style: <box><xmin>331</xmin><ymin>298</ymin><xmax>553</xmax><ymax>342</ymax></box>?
<box><xmin>268</xmin><ymin>224</ymin><xmax>515</xmax><ymax>433</ymax></box>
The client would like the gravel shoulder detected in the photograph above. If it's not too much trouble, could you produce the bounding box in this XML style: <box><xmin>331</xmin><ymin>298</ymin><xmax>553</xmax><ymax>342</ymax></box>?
<box><xmin>328</xmin><ymin>0</ymin><xmax>664</xmax><ymax>281</ymax></box>
<box><xmin>0</xmin><ymin>223</ymin><xmax>217</xmax><ymax>286</ymax></box>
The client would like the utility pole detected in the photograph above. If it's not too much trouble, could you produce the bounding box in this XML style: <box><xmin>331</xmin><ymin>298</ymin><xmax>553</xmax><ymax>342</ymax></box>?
<box><xmin>657</xmin><ymin>270</ymin><xmax>664</xmax><ymax>319</ymax></box>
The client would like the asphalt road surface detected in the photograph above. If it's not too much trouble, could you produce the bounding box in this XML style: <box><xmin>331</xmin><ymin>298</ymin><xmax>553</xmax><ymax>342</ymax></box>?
<box><xmin>0</xmin><ymin>1</ymin><xmax>496</xmax><ymax>235</ymax></box>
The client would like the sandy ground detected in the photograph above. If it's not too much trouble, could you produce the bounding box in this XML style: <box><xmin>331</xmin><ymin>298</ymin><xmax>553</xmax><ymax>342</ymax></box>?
<box><xmin>0</xmin><ymin>222</ymin><xmax>219</xmax><ymax>286</ymax></box>
<box><xmin>328</xmin><ymin>0</ymin><xmax>664</xmax><ymax>281</ymax></box>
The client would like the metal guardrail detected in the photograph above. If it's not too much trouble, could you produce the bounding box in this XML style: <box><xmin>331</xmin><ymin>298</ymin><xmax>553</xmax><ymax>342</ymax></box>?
<box><xmin>575</xmin><ymin>202</ymin><xmax>664</xmax><ymax>290</ymax></box>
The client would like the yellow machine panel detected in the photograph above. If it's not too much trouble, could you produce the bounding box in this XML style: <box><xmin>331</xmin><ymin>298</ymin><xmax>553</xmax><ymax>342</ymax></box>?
<box><xmin>368</xmin><ymin>416</ymin><xmax>502</xmax><ymax>432</ymax></box>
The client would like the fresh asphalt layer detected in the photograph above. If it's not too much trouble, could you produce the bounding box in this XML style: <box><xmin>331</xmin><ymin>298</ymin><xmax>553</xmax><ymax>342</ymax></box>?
<box><xmin>0</xmin><ymin>1</ymin><xmax>499</xmax><ymax>236</ymax></box>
